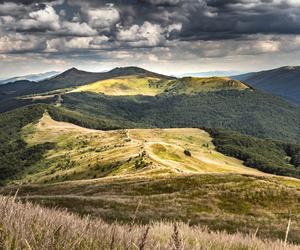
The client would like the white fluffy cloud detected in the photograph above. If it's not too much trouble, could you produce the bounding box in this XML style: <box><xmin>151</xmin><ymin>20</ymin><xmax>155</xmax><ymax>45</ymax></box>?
<box><xmin>0</xmin><ymin>33</ymin><xmax>42</xmax><ymax>53</ymax></box>
<box><xmin>19</xmin><ymin>5</ymin><xmax>60</xmax><ymax>31</ymax></box>
<box><xmin>84</xmin><ymin>6</ymin><xmax>120</xmax><ymax>30</ymax></box>
<box><xmin>62</xmin><ymin>21</ymin><xmax>97</xmax><ymax>36</ymax></box>
<box><xmin>117</xmin><ymin>22</ymin><xmax>164</xmax><ymax>47</ymax></box>
<box><xmin>46</xmin><ymin>35</ymin><xmax>109</xmax><ymax>52</ymax></box>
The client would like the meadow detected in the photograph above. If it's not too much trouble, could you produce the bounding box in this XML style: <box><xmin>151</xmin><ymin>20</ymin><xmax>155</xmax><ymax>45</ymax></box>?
<box><xmin>0</xmin><ymin>195</ymin><xmax>299</xmax><ymax>250</ymax></box>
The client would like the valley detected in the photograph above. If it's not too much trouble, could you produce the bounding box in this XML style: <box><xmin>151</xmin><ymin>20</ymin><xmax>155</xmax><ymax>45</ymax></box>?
<box><xmin>1</xmin><ymin>112</ymin><xmax>300</xmax><ymax>243</ymax></box>
<box><xmin>1</xmin><ymin>66</ymin><xmax>300</xmax><ymax>247</ymax></box>
<box><xmin>2</xmin><ymin>1</ymin><xmax>300</xmax><ymax>248</ymax></box>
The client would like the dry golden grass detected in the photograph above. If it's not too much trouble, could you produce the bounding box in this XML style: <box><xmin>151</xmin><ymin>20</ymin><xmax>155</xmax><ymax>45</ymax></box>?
<box><xmin>0</xmin><ymin>195</ymin><xmax>299</xmax><ymax>250</ymax></box>
<box><xmin>72</xmin><ymin>75</ymin><xmax>166</xmax><ymax>96</ymax></box>
<box><xmin>164</xmin><ymin>77</ymin><xmax>249</xmax><ymax>95</ymax></box>
<box><xmin>19</xmin><ymin>114</ymin><xmax>262</xmax><ymax>184</ymax></box>
<box><xmin>71</xmin><ymin>75</ymin><xmax>248</xmax><ymax>97</ymax></box>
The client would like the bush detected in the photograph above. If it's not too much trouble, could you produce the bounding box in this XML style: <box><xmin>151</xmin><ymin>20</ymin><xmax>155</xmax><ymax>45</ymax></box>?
<box><xmin>184</xmin><ymin>149</ymin><xmax>191</xmax><ymax>156</ymax></box>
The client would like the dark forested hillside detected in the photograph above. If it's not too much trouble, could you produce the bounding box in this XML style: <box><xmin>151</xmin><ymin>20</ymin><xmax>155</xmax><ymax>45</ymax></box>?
<box><xmin>207</xmin><ymin>128</ymin><xmax>300</xmax><ymax>178</ymax></box>
<box><xmin>58</xmin><ymin>90</ymin><xmax>300</xmax><ymax>143</ymax></box>
<box><xmin>0</xmin><ymin>105</ymin><xmax>54</xmax><ymax>183</ymax></box>
<box><xmin>233</xmin><ymin>66</ymin><xmax>300</xmax><ymax>105</ymax></box>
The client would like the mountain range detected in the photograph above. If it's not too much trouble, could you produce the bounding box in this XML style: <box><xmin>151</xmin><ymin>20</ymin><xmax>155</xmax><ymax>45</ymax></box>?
<box><xmin>0</xmin><ymin>71</ymin><xmax>60</xmax><ymax>84</ymax></box>
<box><xmin>180</xmin><ymin>70</ymin><xmax>243</xmax><ymax>77</ymax></box>
<box><xmin>233</xmin><ymin>66</ymin><xmax>300</xmax><ymax>105</ymax></box>
<box><xmin>1</xmin><ymin>65</ymin><xmax>300</xmax><ymax>242</ymax></box>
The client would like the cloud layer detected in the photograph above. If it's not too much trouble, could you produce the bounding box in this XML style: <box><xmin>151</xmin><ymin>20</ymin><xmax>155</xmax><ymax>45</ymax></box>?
<box><xmin>1</xmin><ymin>0</ymin><xmax>300</xmax><ymax>76</ymax></box>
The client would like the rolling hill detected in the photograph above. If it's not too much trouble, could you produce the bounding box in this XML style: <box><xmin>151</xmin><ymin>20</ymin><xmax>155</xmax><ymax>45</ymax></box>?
<box><xmin>0</xmin><ymin>67</ymin><xmax>300</xmax><ymax>144</ymax></box>
<box><xmin>58</xmin><ymin>90</ymin><xmax>300</xmax><ymax>144</ymax></box>
<box><xmin>233</xmin><ymin>66</ymin><xmax>300</xmax><ymax>105</ymax></box>
<box><xmin>1</xmin><ymin>109</ymin><xmax>300</xmax><ymax>242</ymax></box>
<box><xmin>0</xmin><ymin>66</ymin><xmax>174</xmax><ymax>100</ymax></box>
<box><xmin>18</xmin><ymin>112</ymin><xmax>261</xmax><ymax>184</ymax></box>
<box><xmin>73</xmin><ymin>76</ymin><xmax>249</xmax><ymax>96</ymax></box>
<box><xmin>1</xmin><ymin>106</ymin><xmax>299</xmax><ymax>184</ymax></box>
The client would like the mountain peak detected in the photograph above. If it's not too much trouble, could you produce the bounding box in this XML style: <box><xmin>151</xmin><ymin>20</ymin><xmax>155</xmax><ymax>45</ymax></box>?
<box><xmin>108</xmin><ymin>66</ymin><xmax>175</xmax><ymax>80</ymax></box>
<box><xmin>53</xmin><ymin>67</ymin><xmax>87</xmax><ymax>79</ymax></box>
<box><xmin>64</xmin><ymin>67</ymin><xmax>80</xmax><ymax>73</ymax></box>
<box><xmin>109</xmin><ymin>66</ymin><xmax>148</xmax><ymax>74</ymax></box>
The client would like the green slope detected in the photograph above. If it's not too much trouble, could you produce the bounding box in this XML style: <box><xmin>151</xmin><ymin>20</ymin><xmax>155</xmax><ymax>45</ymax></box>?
<box><xmin>15</xmin><ymin>113</ymin><xmax>262</xmax><ymax>184</ymax></box>
<box><xmin>0</xmin><ymin>104</ymin><xmax>126</xmax><ymax>183</ymax></box>
<box><xmin>72</xmin><ymin>76</ymin><xmax>248</xmax><ymax>96</ymax></box>
<box><xmin>207</xmin><ymin>128</ymin><xmax>300</xmax><ymax>178</ymax></box>
<box><xmin>1</xmin><ymin>107</ymin><xmax>300</xmax><ymax>243</ymax></box>
<box><xmin>2</xmin><ymin>174</ymin><xmax>300</xmax><ymax>243</ymax></box>
<box><xmin>59</xmin><ymin>90</ymin><xmax>300</xmax><ymax>144</ymax></box>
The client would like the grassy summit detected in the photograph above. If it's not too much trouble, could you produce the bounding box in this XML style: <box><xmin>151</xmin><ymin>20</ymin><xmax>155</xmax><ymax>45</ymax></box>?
<box><xmin>164</xmin><ymin>77</ymin><xmax>249</xmax><ymax>94</ymax></box>
<box><xmin>73</xmin><ymin>76</ymin><xmax>166</xmax><ymax>96</ymax></box>
<box><xmin>72</xmin><ymin>76</ymin><xmax>248</xmax><ymax>96</ymax></box>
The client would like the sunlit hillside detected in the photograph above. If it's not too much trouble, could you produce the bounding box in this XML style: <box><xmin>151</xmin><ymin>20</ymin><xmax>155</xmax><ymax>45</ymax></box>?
<box><xmin>19</xmin><ymin>113</ymin><xmax>260</xmax><ymax>184</ymax></box>
<box><xmin>72</xmin><ymin>76</ymin><xmax>169</xmax><ymax>96</ymax></box>
<box><xmin>72</xmin><ymin>76</ymin><xmax>249</xmax><ymax>96</ymax></box>
<box><xmin>2</xmin><ymin>111</ymin><xmax>300</xmax><ymax>243</ymax></box>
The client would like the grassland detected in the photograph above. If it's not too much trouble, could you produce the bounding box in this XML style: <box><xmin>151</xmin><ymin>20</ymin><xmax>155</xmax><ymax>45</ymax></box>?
<box><xmin>73</xmin><ymin>75</ymin><xmax>168</xmax><ymax>96</ymax></box>
<box><xmin>2</xmin><ymin>173</ymin><xmax>300</xmax><ymax>244</ymax></box>
<box><xmin>72</xmin><ymin>76</ymin><xmax>249</xmax><ymax>96</ymax></box>
<box><xmin>0</xmin><ymin>114</ymin><xmax>298</xmax><ymax>243</ymax></box>
<box><xmin>19</xmin><ymin>113</ymin><xmax>261</xmax><ymax>184</ymax></box>
<box><xmin>2</xmin><ymin>196</ymin><xmax>299</xmax><ymax>250</ymax></box>
<box><xmin>164</xmin><ymin>77</ymin><xmax>249</xmax><ymax>94</ymax></box>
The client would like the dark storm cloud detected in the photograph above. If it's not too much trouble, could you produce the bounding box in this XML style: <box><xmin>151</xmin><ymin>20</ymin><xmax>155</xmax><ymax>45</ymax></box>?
<box><xmin>1</xmin><ymin>0</ymin><xmax>300</xmax><ymax>60</ymax></box>
<box><xmin>0</xmin><ymin>0</ymin><xmax>56</xmax><ymax>4</ymax></box>
<box><xmin>2</xmin><ymin>0</ymin><xmax>300</xmax><ymax>37</ymax></box>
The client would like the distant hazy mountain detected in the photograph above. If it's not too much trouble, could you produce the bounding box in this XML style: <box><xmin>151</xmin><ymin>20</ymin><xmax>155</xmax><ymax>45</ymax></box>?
<box><xmin>0</xmin><ymin>71</ymin><xmax>60</xmax><ymax>84</ymax></box>
<box><xmin>233</xmin><ymin>66</ymin><xmax>300</xmax><ymax>105</ymax></box>
<box><xmin>180</xmin><ymin>71</ymin><xmax>243</xmax><ymax>77</ymax></box>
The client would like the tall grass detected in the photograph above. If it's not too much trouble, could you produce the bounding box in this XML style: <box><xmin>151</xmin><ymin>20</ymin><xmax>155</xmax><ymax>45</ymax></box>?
<box><xmin>0</xmin><ymin>196</ymin><xmax>298</xmax><ymax>250</ymax></box>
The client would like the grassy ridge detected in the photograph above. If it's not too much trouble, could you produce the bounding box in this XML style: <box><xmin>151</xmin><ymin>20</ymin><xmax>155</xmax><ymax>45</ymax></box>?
<box><xmin>73</xmin><ymin>76</ymin><xmax>168</xmax><ymax>96</ymax></box>
<box><xmin>164</xmin><ymin>77</ymin><xmax>249</xmax><ymax>94</ymax></box>
<box><xmin>18</xmin><ymin>114</ymin><xmax>259</xmax><ymax>184</ymax></box>
<box><xmin>0</xmin><ymin>104</ymin><xmax>129</xmax><ymax>183</ymax></box>
<box><xmin>73</xmin><ymin>76</ymin><xmax>248</xmax><ymax>96</ymax></box>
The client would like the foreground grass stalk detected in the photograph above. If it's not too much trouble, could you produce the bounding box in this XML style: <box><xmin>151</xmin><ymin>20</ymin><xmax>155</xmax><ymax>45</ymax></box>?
<box><xmin>284</xmin><ymin>218</ymin><xmax>292</xmax><ymax>250</ymax></box>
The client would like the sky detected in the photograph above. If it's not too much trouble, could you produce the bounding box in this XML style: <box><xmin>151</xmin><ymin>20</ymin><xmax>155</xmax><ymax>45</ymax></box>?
<box><xmin>1</xmin><ymin>0</ymin><xmax>300</xmax><ymax>78</ymax></box>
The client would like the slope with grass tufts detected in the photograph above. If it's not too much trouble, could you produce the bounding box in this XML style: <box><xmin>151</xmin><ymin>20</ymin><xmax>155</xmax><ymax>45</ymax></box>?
<box><xmin>72</xmin><ymin>76</ymin><xmax>249</xmax><ymax>96</ymax></box>
<box><xmin>72</xmin><ymin>75</ymin><xmax>170</xmax><ymax>96</ymax></box>
<box><xmin>18</xmin><ymin>113</ymin><xmax>262</xmax><ymax>184</ymax></box>
<box><xmin>1</xmin><ymin>195</ymin><xmax>299</xmax><ymax>250</ymax></box>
